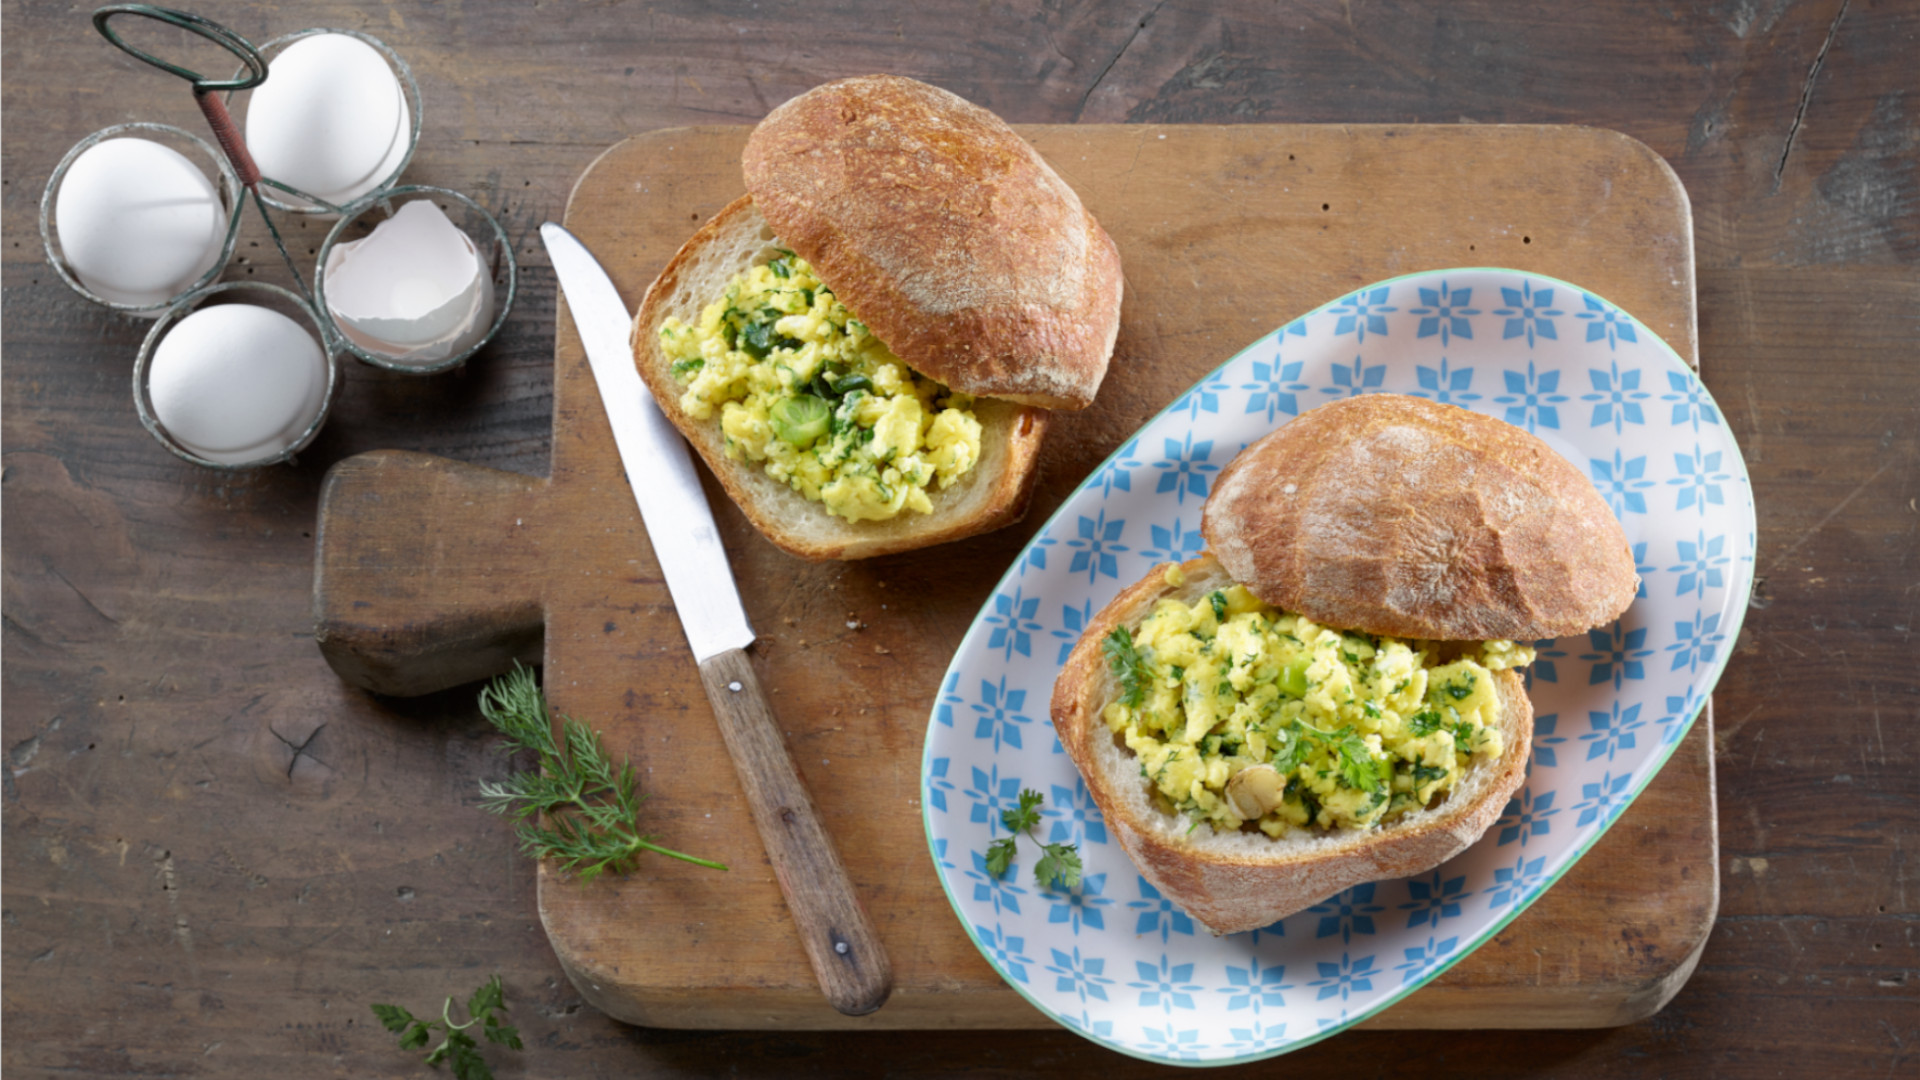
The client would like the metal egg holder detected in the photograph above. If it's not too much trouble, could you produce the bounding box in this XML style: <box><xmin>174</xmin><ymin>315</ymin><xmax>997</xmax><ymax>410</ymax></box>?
<box><xmin>40</xmin><ymin>6</ymin><xmax>519</xmax><ymax>470</ymax></box>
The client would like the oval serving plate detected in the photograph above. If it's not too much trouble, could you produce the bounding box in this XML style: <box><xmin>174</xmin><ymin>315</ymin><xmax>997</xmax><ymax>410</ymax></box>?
<box><xmin>920</xmin><ymin>268</ymin><xmax>1755</xmax><ymax>1064</ymax></box>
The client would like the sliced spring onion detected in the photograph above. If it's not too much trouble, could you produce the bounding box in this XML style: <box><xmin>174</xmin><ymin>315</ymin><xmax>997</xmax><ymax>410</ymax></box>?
<box><xmin>769</xmin><ymin>394</ymin><xmax>831</xmax><ymax>448</ymax></box>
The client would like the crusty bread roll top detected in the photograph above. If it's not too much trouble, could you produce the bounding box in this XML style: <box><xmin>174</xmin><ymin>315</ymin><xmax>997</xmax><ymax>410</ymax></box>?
<box><xmin>1202</xmin><ymin>394</ymin><xmax>1639</xmax><ymax>641</ymax></box>
<box><xmin>743</xmin><ymin>74</ymin><xmax>1123</xmax><ymax>411</ymax></box>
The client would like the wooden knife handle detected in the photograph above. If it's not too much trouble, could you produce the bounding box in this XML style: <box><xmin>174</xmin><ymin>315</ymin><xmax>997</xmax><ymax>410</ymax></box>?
<box><xmin>695</xmin><ymin>647</ymin><xmax>892</xmax><ymax>1016</ymax></box>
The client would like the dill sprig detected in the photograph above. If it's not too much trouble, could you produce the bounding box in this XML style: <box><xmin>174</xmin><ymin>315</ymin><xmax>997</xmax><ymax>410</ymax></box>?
<box><xmin>476</xmin><ymin>665</ymin><xmax>727</xmax><ymax>878</ymax></box>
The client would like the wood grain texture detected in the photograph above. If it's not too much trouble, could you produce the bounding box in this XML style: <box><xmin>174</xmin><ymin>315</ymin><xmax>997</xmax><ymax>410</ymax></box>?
<box><xmin>691</xmin><ymin>648</ymin><xmax>892</xmax><ymax>1016</ymax></box>
<box><xmin>4</xmin><ymin>1</ymin><xmax>1914</xmax><ymax>1076</ymax></box>
<box><xmin>308</xmin><ymin>123</ymin><xmax>1717</xmax><ymax>1030</ymax></box>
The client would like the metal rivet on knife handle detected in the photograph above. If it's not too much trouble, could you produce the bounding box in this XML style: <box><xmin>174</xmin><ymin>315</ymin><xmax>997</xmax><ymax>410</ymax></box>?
<box><xmin>696</xmin><ymin>647</ymin><xmax>892</xmax><ymax>1016</ymax></box>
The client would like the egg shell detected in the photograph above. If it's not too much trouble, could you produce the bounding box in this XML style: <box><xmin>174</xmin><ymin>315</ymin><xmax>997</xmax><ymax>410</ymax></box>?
<box><xmin>55</xmin><ymin>138</ymin><xmax>226</xmax><ymax>306</ymax></box>
<box><xmin>324</xmin><ymin>200</ymin><xmax>487</xmax><ymax>349</ymax></box>
<box><xmin>333</xmin><ymin>266</ymin><xmax>494</xmax><ymax>368</ymax></box>
<box><xmin>149</xmin><ymin>304</ymin><xmax>329</xmax><ymax>465</ymax></box>
<box><xmin>246</xmin><ymin>34</ymin><xmax>404</xmax><ymax>205</ymax></box>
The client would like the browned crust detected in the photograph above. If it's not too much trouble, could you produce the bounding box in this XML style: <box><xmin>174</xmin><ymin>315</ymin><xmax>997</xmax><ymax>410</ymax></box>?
<box><xmin>742</xmin><ymin>75</ymin><xmax>1122</xmax><ymax>411</ymax></box>
<box><xmin>630</xmin><ymin>195</ymin><xmax>1049</xmax><ymax>561</ymax></box>
<box><xmin>1050</xmin><ymin>553</ymin><xmax>1534</xmax><ymax>935</ymax></box>
<box><xmin>1202</xmin><ymin>395</ymin><xmax>1639</xmax><ymax>642</ymax></box>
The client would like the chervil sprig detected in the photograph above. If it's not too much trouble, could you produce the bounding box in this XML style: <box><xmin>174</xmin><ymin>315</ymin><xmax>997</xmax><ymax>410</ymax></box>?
<box><xmin>984</xmin><ymin>788</ymin><xmax>1082</xmax><ymax>891</ymax></box>
<box><xmin>476</xmin><ymin>664</ymin><xmax>726</xmax><ymax>878</ymax></box>
<box><xmin>372</xmin><ymin>975</ymin><xmax>522</xmax><ymax>1080</ymax></box>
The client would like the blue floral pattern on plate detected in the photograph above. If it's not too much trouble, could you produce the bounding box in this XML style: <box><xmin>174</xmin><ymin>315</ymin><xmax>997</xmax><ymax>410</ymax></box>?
<box><xmin>921</xmin><ymin>268</ymin><xmax>1756</xmax><ymax>1065</ymax></box>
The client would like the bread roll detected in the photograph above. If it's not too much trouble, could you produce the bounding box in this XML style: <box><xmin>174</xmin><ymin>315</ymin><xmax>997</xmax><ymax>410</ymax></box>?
<box><xmin>1050</xmin><ymin>394</ymin><xmax>1637</xmax><ymax>932</ymax></box>
<box><xmin>743</xmin><ymin>74</ymin><xmax>1123</xmax><ymax>411</ymax></box>
<box><xmin>631</xmin><ymin>196</ymin><xmax>1048</xmax><ymax>561</ymax></box>
<box><xmin>1203</xmin><ymin>394</ymin><xmax>1638</xmax><ymax>641</ymax></box>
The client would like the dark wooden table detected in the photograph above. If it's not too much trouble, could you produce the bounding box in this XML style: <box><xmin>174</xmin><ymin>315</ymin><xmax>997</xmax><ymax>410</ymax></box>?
<box><xmin>4</xmin><ymin>2</ymin><xmax>1914</xmax><ymax>1076</ymax></box>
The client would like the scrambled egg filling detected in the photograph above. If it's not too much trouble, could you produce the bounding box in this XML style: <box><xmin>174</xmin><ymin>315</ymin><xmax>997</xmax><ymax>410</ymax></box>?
<box><xmin>660</xmin><ymin>254</ymin><xmax>983</xmax><ymax>522</ymax></box>
<box><xmin>1101</xmin><ymin>567</ymin><xmax>1535</xmax><ymax>837</ymax></box>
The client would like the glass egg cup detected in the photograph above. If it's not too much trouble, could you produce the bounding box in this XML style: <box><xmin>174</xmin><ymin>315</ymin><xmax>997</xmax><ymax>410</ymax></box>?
<box><xmin>39</xmin><ymin>121</ymin><xmax>245</xmax><ymax>319</ymax></box>
<box><xmin>133</xmin><ymin>281</ymin><xmax>340</xmax><ymax>470</ymax></box>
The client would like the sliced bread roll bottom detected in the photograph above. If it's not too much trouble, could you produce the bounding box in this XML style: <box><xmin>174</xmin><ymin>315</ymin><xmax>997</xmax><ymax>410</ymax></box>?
<box><xmin>1050</xmin><ymin>554</ymin><xmax>1534</xmax><ymax>935</ymax></box>
<box><xmin>630</xmin><ymin>195</ymin><xmax>1049</xmax><ymax>561</ymax></box>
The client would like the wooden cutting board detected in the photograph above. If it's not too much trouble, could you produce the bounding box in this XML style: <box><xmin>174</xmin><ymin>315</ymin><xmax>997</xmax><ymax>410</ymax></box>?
<box><xmin>313</xmin><ymin>124</ymin><xmax>1716</xmax><ymax>1031</ymax></box>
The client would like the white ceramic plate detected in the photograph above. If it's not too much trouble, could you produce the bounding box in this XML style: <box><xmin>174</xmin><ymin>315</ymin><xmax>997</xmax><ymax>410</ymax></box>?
<box><xmin>920</xmin><ymin>268</ymin><xmax>1755</xmax><ymax>1064</ymax></box>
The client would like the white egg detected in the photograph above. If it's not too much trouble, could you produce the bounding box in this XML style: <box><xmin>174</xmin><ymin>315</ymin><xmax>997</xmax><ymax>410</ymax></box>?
<box><xmin>55</xmin><ymin>138</ymin><xmax>227</xmax><ymax>307</ymax></box>
<box><xmin>245</xmin><ymin>34</ymin><xmax>405</xmax><ymax>206</ymax></box>
<box><xmin>149</xmin><ymin>304</ymin><xmax>329</xmax><ymax>465</ymax></box>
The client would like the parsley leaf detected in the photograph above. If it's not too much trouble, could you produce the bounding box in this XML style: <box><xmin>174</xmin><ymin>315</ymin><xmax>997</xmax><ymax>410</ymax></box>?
<box><xmin>1103</xmin><ymin>627</ymin><xmax>1154</xmax><ymax>708</ymax></box>
<box><xmin>1333</xmin><ymin>730</ymin><xmax>1384</xmax><ymax>793</ymax></box>
<box><xmin>985</xmin><ymin>836</ymin><xmax>1018</xmax><ymax>878</ymax></box>
<box><xmin>1409</xmin><ymin>709</ymin><xmax>1444</xmax><ymax>737</ymax></box>
<box><xmin>1035</xmin><ymin>844</ymin><xmax>1083</xmax><ymax>891</ymax></box>
<box><xmin>373</xmin><ymin>975</ymin><xmax>520</xmax><ymax>1080</ymax></box>
<box><xmin>1001</xmin><ymin>788</ymin><xmax>1045</xmax><ymax>835</ymax></box>
<box><xmin>981</xmin><ymin>789</ymin><xmax>1081</xmax><ymax>892</ymax></box>
<box><xmin>1208</xmin><ymin>591</ymin><xmax>1229</xmax><ymax>621</ymax></box>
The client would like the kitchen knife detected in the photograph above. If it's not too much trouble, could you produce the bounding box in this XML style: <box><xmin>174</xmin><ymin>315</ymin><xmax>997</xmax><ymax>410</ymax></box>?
<box><xmin>540</xmin><ymin>222</ymin><xmax>892</xmax><ymax>1017</ymax></box>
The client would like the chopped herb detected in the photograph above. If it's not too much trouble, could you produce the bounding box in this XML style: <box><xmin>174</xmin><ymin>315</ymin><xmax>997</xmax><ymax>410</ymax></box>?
<box><xmin>1298</xmin><ymin>788</ymin><xmax>1323</xmax><ymax>825</ymax></box>
<box><xmin>739</xmin><ymin>313</ymin><xmax>801</xmax><ymax>360</ymax></box>
<box><xmin>668</xmin><ymin>357</ymin><xmax>704</xmax><ymax>378</ymax></box>
<box><xmin>983</xmin><ymin>789</ymin><xmax>1081</xmax><ymax>891</ymax></box>
<box><xmin>1409</xmin><ymin>709</ymin><xmax>1444</xmax><ymax>737</ymax></box>
<box><xmin>1444</xmin><ymin>673</ymin><xmax>1478</xmax><ymax>700</ymax></box>
<box><xmin>1333</xmin><ymin>729</ymin><xmax>1384</xmax><ymax>794</ymax></box>
<box><xmin>1413</xmin><ymin>763</ymin><xmax>1449</xmax><ymax>788</ymax></box>
<box><xmin>1209</xmin><ymin>591</ymin><xmax>1228</xmax><ymax>621</ymax></box>
<box><xmin>1103</xmin><ymin>627</ymin><xmax>1154</xmax><ymax>708</ymax></box>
